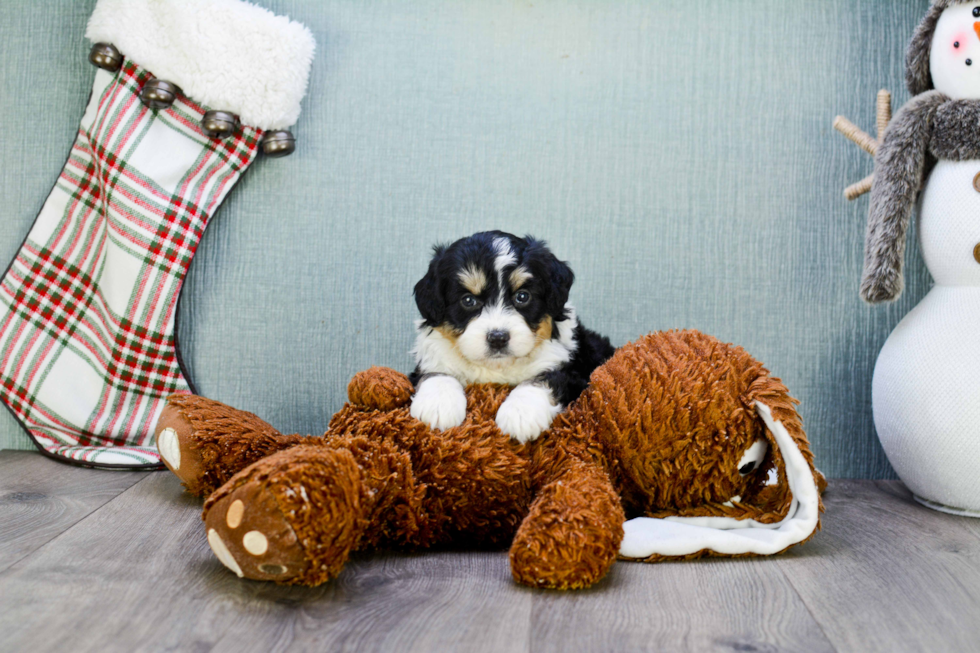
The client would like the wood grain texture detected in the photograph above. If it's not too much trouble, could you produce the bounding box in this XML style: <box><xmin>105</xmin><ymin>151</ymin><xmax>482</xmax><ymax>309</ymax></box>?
<box><xmin>0</xmin><ymin>471</ymin><xmax>532</xmax><ymax>653</ymax></box>
<box><xmin>3</xmin><ymin>461</ymin><xmax>980</xmax><ymax>653</ymax></box>
<box><xmin>529</xmin><ymin>558</ymin><xmax>834</xmax><ymax>653</ymax></box>
<box><xmin>0</xmin><ymin>451</ymin><xmax>144</xmax><ymax>573</ymax></box>
<box><xmin>776</xmin><ymin>480</ymin><xmax>980</xmax><ymax>653</ymax></box>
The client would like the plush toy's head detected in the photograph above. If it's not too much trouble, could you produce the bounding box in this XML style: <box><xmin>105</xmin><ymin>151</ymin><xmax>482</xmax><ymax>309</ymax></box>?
<box><xmin>908</xmin><ymin>0</ymin><xmax>980</xmax><ymax>98</ymax></box>
<box><xmin>569</xmin><ymin>332</ymin><xmax>824</xmax><ymax>560</ymax></box>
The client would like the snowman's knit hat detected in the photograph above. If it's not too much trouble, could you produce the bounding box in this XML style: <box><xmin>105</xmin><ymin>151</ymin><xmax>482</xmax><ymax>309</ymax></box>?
<box><xmin>908</xmin><ymin>0</ymin><xmax>974</xmax><ymax>96</ymax></box>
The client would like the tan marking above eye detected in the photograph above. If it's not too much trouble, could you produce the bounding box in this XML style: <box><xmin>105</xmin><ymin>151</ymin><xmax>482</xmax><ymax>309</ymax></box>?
<box><xmin>509</xmin><ymin>266</ymin><xmax>532</xmax><ymax>289</ymax></box>
<box><xmin>458</xmin><ymin>266</ymin><xmax>487</xmax><ymax>295</ymax></box>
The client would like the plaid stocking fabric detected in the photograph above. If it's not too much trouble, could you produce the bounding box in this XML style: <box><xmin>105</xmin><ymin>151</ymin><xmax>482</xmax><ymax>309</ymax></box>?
<box><xmin>0</xmin><ymin>62</ymin><xmax>259</xmax><ymax>467</ymax></box>
<box><xmin>0</xmin><ymin>0</ymin><xmax>314</xmax><ymax>468</ymax></box>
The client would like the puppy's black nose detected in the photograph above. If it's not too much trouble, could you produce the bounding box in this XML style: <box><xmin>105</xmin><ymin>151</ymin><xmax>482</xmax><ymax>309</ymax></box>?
<box><xmin>487</xmin><ymin>330</ymin><xmax>510</xmax><ymax>351</ymax></box>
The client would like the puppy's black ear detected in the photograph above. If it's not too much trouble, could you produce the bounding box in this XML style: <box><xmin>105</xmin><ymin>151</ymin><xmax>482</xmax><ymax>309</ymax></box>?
<box><xmin>546</xmin><ymin>257</ymin><xmax>574</xmax><ymax>318</ymax></box>
<box><xmin>414</xmin><ymin>245</ymin><xmax>447</xmax><ymax>326</ymax></box>
<box><xmin>526</xmin><ymin>237</ymin><xmax>574</xmax><ymax>318</ymax></box>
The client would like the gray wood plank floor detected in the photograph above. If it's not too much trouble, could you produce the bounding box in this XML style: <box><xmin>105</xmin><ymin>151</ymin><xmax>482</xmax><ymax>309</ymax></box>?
<box><xmin>1</xmin><ymin>451</ymin><xmax>978</xmax><ymax>653</ymax></box>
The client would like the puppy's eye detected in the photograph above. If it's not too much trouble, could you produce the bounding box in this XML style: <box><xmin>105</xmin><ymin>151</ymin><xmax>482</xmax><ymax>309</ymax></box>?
<box><xmin>739</xmin><ymin>461</ymin><xmax>758</xmax><ymax>475</ymax></box>
<box><xmin>513</xmin><ymin>290</ymin><xmax>531</xmax><ymax>306</ymax></box>
<box><xmin>460</xmin><ymin>294</ymin><xmax>482</xmax><ymax>310</ymax></box>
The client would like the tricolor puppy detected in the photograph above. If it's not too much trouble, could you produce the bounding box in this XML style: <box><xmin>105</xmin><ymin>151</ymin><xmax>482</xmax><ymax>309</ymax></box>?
<box><xmin>409</xmin><ymin>231</ymin><xmax>615</xmax><ymax>443</ymax></box>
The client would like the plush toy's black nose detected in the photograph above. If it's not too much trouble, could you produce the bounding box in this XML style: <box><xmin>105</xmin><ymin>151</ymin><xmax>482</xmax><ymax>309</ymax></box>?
<box><xmin>487</xmin><ymin>330</ymin><xmax>510</xmax><ymax>351</ymax></box>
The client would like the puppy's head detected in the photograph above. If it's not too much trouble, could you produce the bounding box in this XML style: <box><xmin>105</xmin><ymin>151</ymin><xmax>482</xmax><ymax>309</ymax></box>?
<box><xmin>414</xmin><ymin>231</ymin><xmax>574</xmax><ymax>367</ymax></box>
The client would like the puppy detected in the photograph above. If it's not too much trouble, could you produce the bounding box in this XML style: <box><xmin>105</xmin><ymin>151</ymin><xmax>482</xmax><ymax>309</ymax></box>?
<box><xmin>409</xmin><ymin>231</ymin><xmax>615</xmax><ymax>443</ymax></box>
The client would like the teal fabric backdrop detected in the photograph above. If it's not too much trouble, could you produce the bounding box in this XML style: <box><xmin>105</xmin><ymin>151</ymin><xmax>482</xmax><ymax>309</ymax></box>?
<box><xmin>0</xmin><ymin>0</ymin><xmax>933</xmax><ymax>478</ymax></box>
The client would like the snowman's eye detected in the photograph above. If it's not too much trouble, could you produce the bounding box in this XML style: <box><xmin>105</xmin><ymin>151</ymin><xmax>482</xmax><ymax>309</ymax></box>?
<box><xmin>969</xmin><ymin>59</ymin><xmax>974</xmax><ymax>66</ymax></box>
<box><xmin>974</xmin><ymin>6</ymin><xmax>980</xmax><ymax>17</ymax></box>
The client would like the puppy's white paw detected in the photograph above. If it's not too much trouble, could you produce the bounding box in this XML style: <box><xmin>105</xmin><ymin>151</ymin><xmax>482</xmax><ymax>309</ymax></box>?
<box><xmin>410</xmin><ymin>375</ymin><xmax>467</xmax><ymax>431</ymax></box>
<box><xmin>495</xmin><ymin>384</ymin><xmax>562</xmax><ymax>444</ymax></box>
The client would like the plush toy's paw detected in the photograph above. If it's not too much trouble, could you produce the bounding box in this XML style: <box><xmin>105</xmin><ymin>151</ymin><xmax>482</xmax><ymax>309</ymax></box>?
<box><xmin>509</xmin><ymin>463</ymin><xmax>624</xmax><ymax>590</ymax></box>
<box><xmin>410</xmin><ymin>375</ymin><xmax>467</xmax><ymax>430</ymax></box>
<box><xmin>348</xmin><ymin>367</ymin><xmax>414</xmax><ymax>411</ymax></box>
<box><xmin>155</xmin><ymin>400</ymin><xmax>208</xmax><ymax>494</ymax></box>
<box><xmin>204</xmin><ymin>474</ymin><xmax>311</xmax><ymax>583</ymax></box>
<box><xmin>494</xmin><ymin>383</ymin><xmax>561</xmax><ymax>443</ymax></box>
<box><xmin>203</xmin><ymin>445</ymin><xmax>365</xmax><ymax>586</ymax></box>
<box><xmin>155</xmin><ymin>395</ymin><xmax>304</xmax><ymax>497</ymax></box>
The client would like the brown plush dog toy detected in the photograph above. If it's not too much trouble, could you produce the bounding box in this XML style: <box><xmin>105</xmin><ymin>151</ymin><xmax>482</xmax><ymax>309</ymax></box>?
<box><xmin>156</xmin><ymin>330</ymin><xmax>825</xmax><ymax>589</ymax></box>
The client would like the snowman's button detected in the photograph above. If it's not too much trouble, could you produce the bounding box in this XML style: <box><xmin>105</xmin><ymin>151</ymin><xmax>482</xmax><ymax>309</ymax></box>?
<box><xmin>973</xmin><ymin>172</ymin><xmax>980</xmax><ymax>193</ymax></box>
<box><xmin>974</xmin><ymin>243</ymin><xmax>980</xmax><ymax>264</ymax></box>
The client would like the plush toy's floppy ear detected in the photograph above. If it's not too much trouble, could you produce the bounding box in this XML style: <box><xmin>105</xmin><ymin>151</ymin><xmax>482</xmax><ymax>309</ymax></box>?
<box><xmin>413</xmin><ymin>245</ymin><xmax>447</xmax><ymax>326</ymax></box>
<box><xmin>906</xmin><ymin>1</ymin><xmax>947</xmax><ymax>96</ymax></box>
<box><xmin>618</xmin><ymin>401</ymin><xmax>821</xmax><ymax>559</ymax></box>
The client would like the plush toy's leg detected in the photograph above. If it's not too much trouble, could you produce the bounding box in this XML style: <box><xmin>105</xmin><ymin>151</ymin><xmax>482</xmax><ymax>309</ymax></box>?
<box><xmin>155</xmin><ymin>395</ymin><xmax>305</xmax><ymax>496</ymax></box>
<box><xmin>201</xmin><ymin>434</ymin><xmax>427</xmax><ymax>586</ymax></box>
<box><xmin>159</xmin><ymin>365</ymin><xmax>416</xmax><ymax>497</ymax></box>
<box><xmin>509</xmin><ymin>459</ymin><xmax>625</xmax><ymax>590</ymax></box>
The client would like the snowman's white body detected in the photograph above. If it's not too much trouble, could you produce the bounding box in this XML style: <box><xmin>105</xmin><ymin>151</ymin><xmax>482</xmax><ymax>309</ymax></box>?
<box><xmin>872</xmin><ymin>159</ymin><xmax>980</xmax><ymax>515</ymax></box>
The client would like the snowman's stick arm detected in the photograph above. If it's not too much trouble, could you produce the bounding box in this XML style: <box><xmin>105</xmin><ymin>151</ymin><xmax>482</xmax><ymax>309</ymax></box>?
<box><xmin>862</xmin><ymin>91</ymin><xmax>946</xmax><ymax>304</ymax></box>
<box><xmin>845</xmin><ymin>174</ymin><xmax>875</xmax><ymax>202</ymax></box>
<box><xmin>876</xmin><ymin>90</ymin><xmax>892</xmax><ymax>141</ymax></box>
<box><xmin>833</xmin><ymin>117</ymin><xmax>878</xmax><ymax>156</ymax></box>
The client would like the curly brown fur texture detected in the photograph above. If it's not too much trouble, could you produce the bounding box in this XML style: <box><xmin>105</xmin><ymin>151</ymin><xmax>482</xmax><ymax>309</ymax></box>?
<box><xmin>172</xmin><ymin>330</ymin><xmax>822</xmax><ymax>589</ymax></box>
<box><xmin>509</xmin><ymin>459</ymin><xmax>624</xmax><ymax>589</ymax></box>
<box><xmin>347</xmin><ymin>366</ymin><xmax>414</xmax><ymax>412</ymax></box>
<box><xmin>563</xmin><ymin>332</ymin><xmax>824</xmax><ymax>524</ymax></box>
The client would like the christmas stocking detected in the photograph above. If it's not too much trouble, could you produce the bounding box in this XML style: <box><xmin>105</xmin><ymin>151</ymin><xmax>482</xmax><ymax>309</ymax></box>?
<box><xmin>0</xmin><ymin>0</ymin><xmax>315</xmax><ymax>468</ymax></box>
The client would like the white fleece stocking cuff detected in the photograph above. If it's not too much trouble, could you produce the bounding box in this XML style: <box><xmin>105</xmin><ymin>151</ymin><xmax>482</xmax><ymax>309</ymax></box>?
<box><xmin>86</xmin><ymin>0</ymin><xmax>315</xmax><ymax>129</ymax></box>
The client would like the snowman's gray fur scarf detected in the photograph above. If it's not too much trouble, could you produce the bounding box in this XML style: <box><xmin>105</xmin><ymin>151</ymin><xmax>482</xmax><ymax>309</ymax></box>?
<box><xmin>863</xmin><ymin>92</ymin><xmax>945</xmax><ymax>303</ymax></box>
<box><xmin>862</xmin><ymin>0</ymin><xmax>980</xmax><ymax>303</ymax></box>
<box><xmin>864</xmin><ymin>94</ymin><xmax>980</xmax><ymax>303</ymax></box>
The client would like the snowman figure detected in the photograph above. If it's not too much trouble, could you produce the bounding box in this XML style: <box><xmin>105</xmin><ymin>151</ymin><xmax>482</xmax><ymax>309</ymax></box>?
<box><xmin>845</xmin><ymin>0</ymin><xmax>980</xmax><ymax>516</ymax></box>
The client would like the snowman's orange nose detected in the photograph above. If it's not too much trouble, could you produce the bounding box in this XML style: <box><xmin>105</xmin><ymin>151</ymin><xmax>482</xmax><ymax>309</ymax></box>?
<box><xmin>974</xmin><ymin>21</ymin><xmax>980</xmax><ymax>42</ymax></box>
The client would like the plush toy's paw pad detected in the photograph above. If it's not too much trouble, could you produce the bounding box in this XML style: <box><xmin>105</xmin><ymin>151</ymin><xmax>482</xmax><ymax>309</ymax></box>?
<box><xmin>494</xmin><ymin>384</ymin><xmax>561</xmax><ymax>444</ymax></box>
<box><xmin>155</xmin><ymin>400</ymin><xmax>207</xmax><ymax>493</ymax></box>
<box><xmin>348</xmin><ymin>367</ymin><xmax>414</xmax><ymax>411</ymax></box>
<box><xmin>410</xmin><ymin>375</ymin><xmax>467</xmax><ymax>430</ymax></box>
<box><xmin>204</xmin><ymin>478</ymin><xmax>310</xmax><ymax>583</ymax></box>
